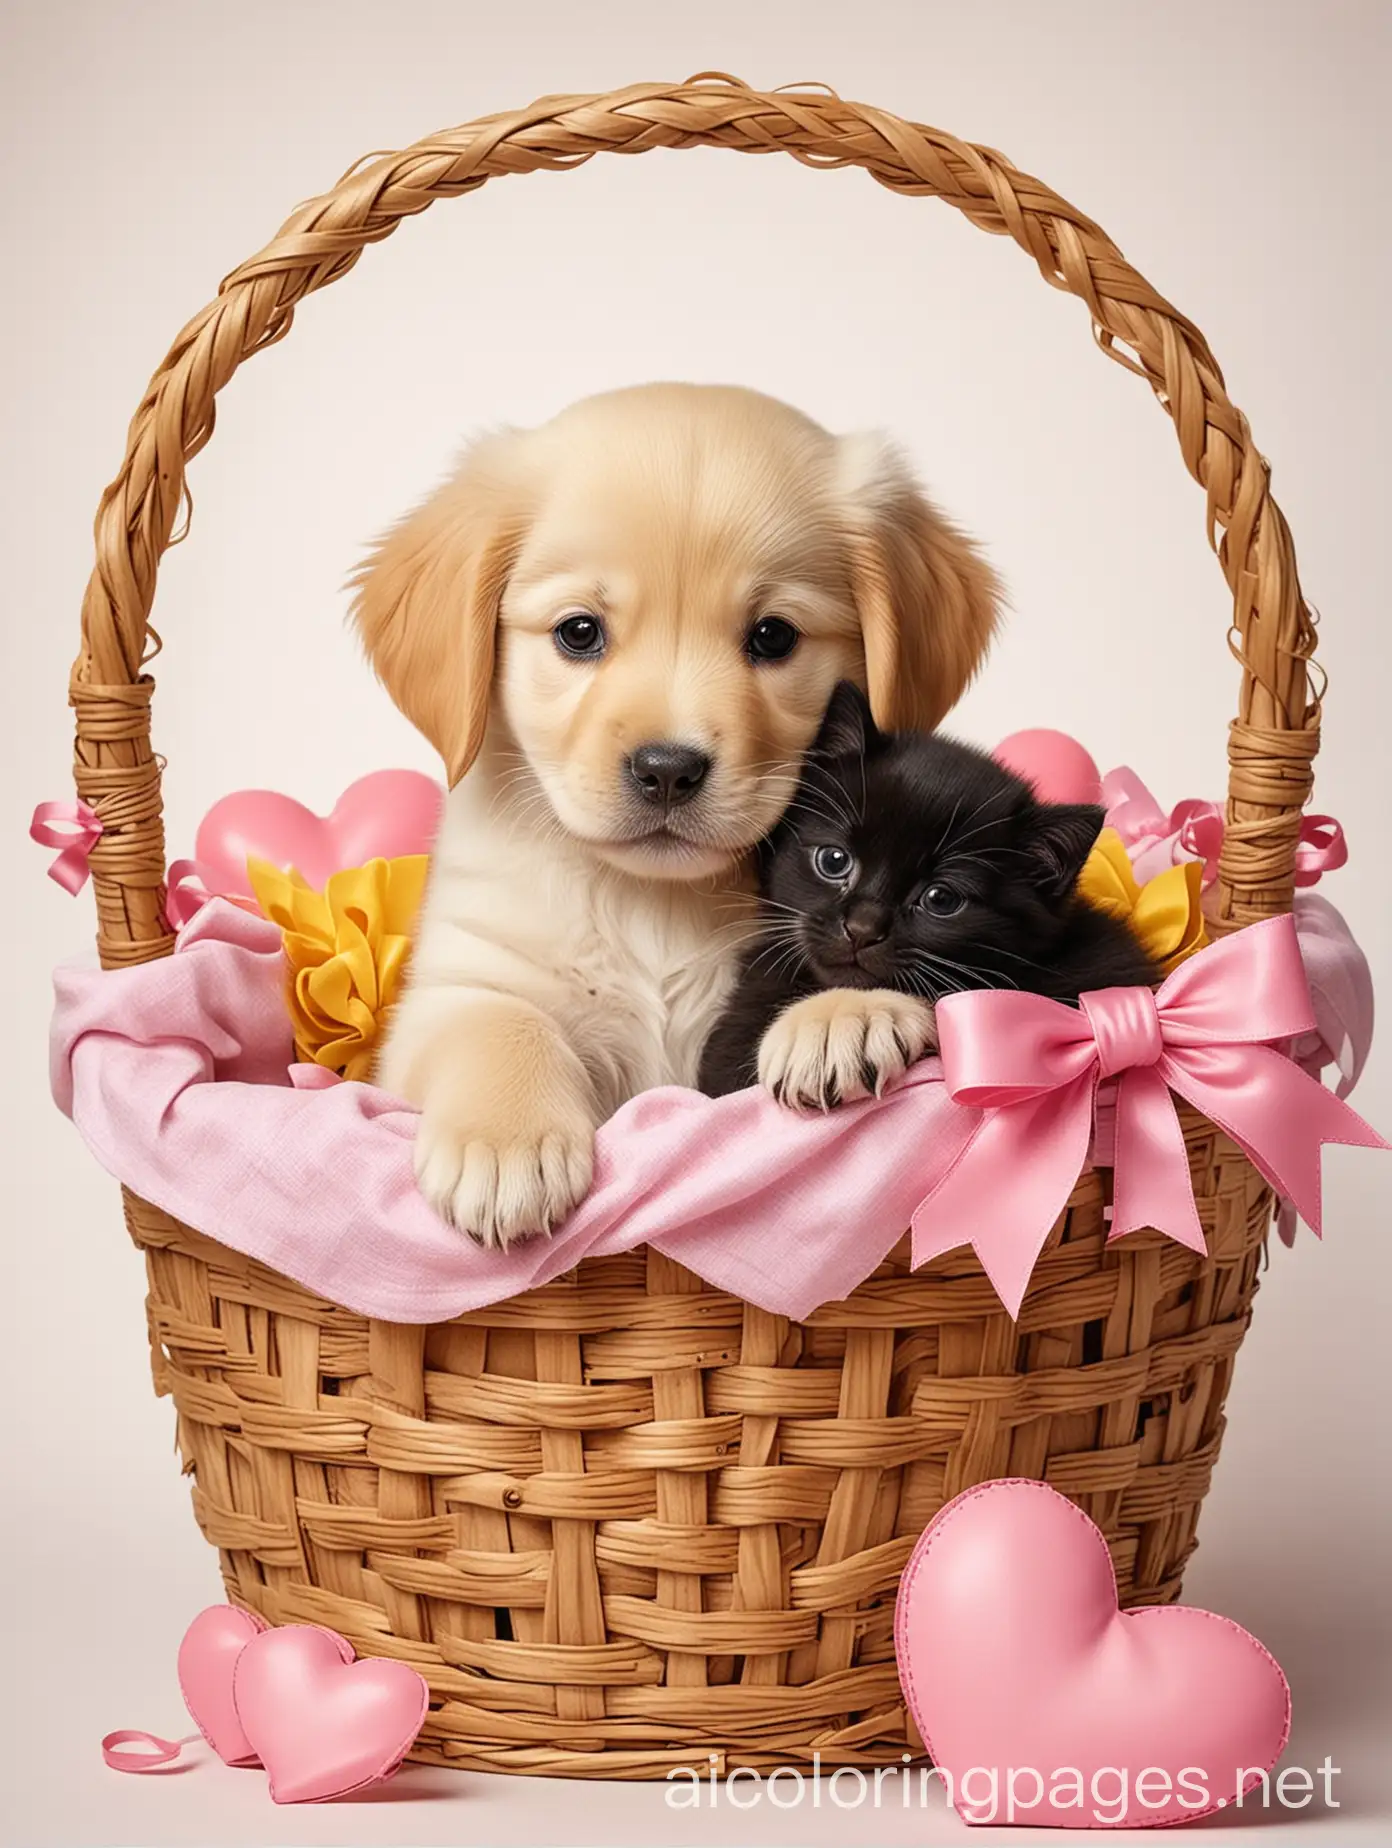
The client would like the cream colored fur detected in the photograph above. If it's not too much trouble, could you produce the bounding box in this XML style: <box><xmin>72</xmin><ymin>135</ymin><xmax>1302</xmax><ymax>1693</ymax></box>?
<box><xmin>353</xmin><ymin>383</ymin><xmax>998</xmax><ymax>1245</ymax></box>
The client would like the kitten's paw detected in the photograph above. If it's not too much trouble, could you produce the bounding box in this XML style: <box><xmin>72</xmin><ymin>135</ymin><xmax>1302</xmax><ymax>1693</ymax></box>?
<box><xmin>757</xmin><ymin>989</ymin><xmax>937</xmax><ymax>1111</ymax></box>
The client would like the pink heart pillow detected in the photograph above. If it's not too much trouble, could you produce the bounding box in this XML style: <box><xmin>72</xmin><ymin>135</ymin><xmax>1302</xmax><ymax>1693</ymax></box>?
<box><xmin>194</xmin><ymin>770</ymin><xmax>443</xmax><ymax>898</ymax></box>
<box><xmin>994</xmin><ymin>729</ymin><xmax>1102</xmax><ymax>805</ymax></box>
<box><xmin>233</xmin><ymin>1623</ymin><xmax>429</xmax><ymax>1804</ymax></box>
<box><xmin>895</xmin><ymin>1480</ymin><xmax>1290</xmax><ymax>1828</ymax></box>
<box><xmin>176</xmin><ymin>1607</ymin><xmax>428</xmax><ymax>1802</ymax></box>
<box><xmin>177</xmin><ymin>1603</ymin><xmax>267</xmax><ymax>1765</ymax></box>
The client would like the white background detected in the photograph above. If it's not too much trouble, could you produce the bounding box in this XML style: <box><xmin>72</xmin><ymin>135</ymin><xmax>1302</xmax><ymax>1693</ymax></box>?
<box><xmin>2</xmin><ymin>1</ymin><xmax>1388</xmax><ymax>1843</ymax></box>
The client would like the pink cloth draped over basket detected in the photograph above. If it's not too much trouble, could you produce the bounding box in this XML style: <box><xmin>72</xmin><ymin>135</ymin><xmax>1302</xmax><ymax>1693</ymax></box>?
<box><xmin>51</xmin><ymin>902</ymin><xmax>984</xmax><ymax>1324</ymax></box>
<box><xmin>51</xmin><ymin>894</ymin><xmax>1378</xmax><ymax>1324</ymax></box>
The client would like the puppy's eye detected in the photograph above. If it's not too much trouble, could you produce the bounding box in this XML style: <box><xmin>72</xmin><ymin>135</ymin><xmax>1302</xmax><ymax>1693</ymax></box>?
<box><xmin>553</xmin><ymin>612</ymin><xmax>605</xmax><ymax>659</ymax></box>
<box><xmin>745</xmin><ymin>615</ymin><xmax>801</xmax><ymax>662</ymax></box>
<box><xmin>812</xmin><ymin>845</ymin><xmax>856</xmax><ymax>884</ymax></box>
<box><xmin>920</xmin><ymin>883</ymin><xmax>966</xmax><ymax>918</ymax></box>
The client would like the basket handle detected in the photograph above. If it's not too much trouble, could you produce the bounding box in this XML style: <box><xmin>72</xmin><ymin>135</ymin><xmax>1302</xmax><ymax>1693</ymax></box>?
<box><xmin>71</xmin><ymin>75</ymin><xmax>1320</xmax><ymax>969</ymax></box>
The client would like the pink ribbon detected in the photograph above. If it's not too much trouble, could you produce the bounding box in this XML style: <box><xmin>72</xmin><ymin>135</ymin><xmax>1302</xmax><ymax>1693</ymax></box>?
<box><xmin>911</xmin><ymin>915</ymin><xmax>1386</xmax><ymax>1318</ymax></box>
<box><xmin>1292</xmin><ymin>814</ymin><xmax>1349</xmax><ymax>885</ymax></box>
<box><xmin>1101</xmin><ymin>767</ymin><xmax>1346</xmax><ymax>890</ymax></box>
<box><xmin>1277</xmin><ymin>892</ymin><xmax>1376</xmax><ymax>1245</ymax></box>
<box><xmin>164</xmin><ymin>858</ymin><xmax>216</xmax><ymax>930</ymax></box>
<box><xmin>29</xmin><ymin>805</ymin><xmax>252</xmax><ymax>931</ymax></box>
<box><xmin>165</xmin><ymin>859</ymin><xmax>267</xmax><ymax>932</ymax></box>
<box><xmin>100</xmin><ymin>1730</ymin><xmax>191</xmax><ymax>1773</ymax></box>
<box><xmin>29</xmin><ymin>799</ymin><xmax>103</xmax><ymax>895</ymax></box>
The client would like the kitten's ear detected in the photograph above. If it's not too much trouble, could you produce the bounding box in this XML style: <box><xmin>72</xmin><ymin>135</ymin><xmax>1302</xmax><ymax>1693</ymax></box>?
<box><xmin>837</xmin><ymin>434</ymin><xmax>1003</xmax><ymax>732</ymax></box>
<box><xmin>811</xmin><ymin>680</ymin><xmax>881</xmax><ymax>761</ymax></box>
<box><xmin>1025</xmin><ymin>803</ymin><xmax>1105</xmax><ymax>899</ymax></box>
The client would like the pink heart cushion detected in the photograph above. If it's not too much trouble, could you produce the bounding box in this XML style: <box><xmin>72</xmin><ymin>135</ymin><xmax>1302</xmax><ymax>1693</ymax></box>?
<box><xmin>195</xmin><ymin>770</ymin><xmax>443</xmax><ymax>898</ymax></box>
<box><xmin>232</xmin><ymin>1624</ymin><xmax>429</xmax><ymax>1803</ymax></box>
<box><xmin>177</xmin><ymin>1604</ymin><xmax>268</xmax><ymax>1765</ymax></box>
<box><xmin>993</xmin><ymin>729</ymin><xmax>1102</xmax><ymax>805</ymax></box>
<box><xmin>895</xmin><ymin>1480</ymin><xmax>1290</xmax><ymax>1829</ymax></box>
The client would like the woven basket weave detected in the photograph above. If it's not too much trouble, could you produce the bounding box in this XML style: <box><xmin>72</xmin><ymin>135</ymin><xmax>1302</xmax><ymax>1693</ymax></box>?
<box><xmin>72</xmin><ymin>77</ymin><xmax>1319</xmax><ymax>1778</ymax></box>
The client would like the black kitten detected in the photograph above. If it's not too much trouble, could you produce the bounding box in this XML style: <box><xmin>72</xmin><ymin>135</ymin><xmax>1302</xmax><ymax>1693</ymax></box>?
<box><xmin>699</xmin><ymin>681</ymin><xmax>1157</xmax><ymax>1100</ymax></box>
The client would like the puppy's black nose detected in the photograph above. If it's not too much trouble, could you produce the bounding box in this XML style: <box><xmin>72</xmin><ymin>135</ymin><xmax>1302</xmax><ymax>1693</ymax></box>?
<box><xmin>627</xmin><ymin>742</ymin><xmax>711</xmax><ymax>807</ymax></box>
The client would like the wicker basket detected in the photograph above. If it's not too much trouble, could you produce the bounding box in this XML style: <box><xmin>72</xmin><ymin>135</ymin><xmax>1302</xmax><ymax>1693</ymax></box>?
<box><xmin>71</xmin><ymin>78</ymin><xmax>1319</xmax><ymax>1779</ymax></box>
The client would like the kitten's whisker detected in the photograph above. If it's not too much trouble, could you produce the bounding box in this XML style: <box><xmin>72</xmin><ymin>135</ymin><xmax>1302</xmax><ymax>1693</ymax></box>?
<box><xmin>916</xmin><ymin>950</ymin><xmax>1020</xmax><ymax>992</ymax></box>
<box><xmin>743</xmin><ymin>921</ymin><xmax>808</xmax><ymax>970</ymax></box>
<box><xmin>704</xmin><ymin>921</ymin><xmax>769</xmax><ymax>945</ymax></box>
<box><xmin>940</xmin><ymin>801</ymin><xmax>1018</xmax><ymax>855</ymax></box>
<box><xmin>793</xmin><ymin>779</ymin><xmax>859</xmax><ymax>835</ymax></box>
<box><xmin>788</xmin><ymin>800</ymin><xmax>849</xmax><ymax>837</ymax></box>
<box><xmin>813</xmin><ymin>764</ymin><xmax>863</xmax><ymax>825</ymax></box>
<box><xmin>748</xmin><ymin>920</ymin><xmax>805</xmax><ymax>946</ymax></box>
<box><xmin>934</xmin><ymin>787</ymin><xmax>1017</xmax><ymax>857</ymax></box>
<box><xmin>807</xmin><ymin>760</ymin><xmax>859</xmax><ymax>811</ymax></box>
<box><xmin>931</xmin><ymin>794</ymin><xmax>966</xmax><ymax>858</ymax></box>
<box><xmin>896</xmin><ymin>966</ymin><xmax>946</xmax><ymax>1004</ymax></box>
<box><xmin>967</xmin><ymin>943</ymin><xmax>1055</xmax><ymax>973</ymax></box>
<box><xmin>755</xmin><ymin>940</ymin><xmax>808</xmax><ymax>982</ymax></box>
<box><xmin>912</xmin><ymin>968</ymin><xmax>966</xmax><ymax>999</ymax></box>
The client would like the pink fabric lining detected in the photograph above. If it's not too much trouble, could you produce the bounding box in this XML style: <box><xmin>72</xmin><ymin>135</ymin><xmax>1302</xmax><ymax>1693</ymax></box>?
<box><xmin>51</xmin><ymin>902</ymin><xmax>981</xmax><ymax>1324</ymax></box>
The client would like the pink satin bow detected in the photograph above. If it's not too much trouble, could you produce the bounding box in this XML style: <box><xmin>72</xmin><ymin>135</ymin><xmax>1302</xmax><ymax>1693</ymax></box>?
<box><xmin>1101</xmin><ymin>767</ymin><xmax>1347</xmax><ymax>890</ymax></box>
<box><xmin>29</xmin><ymin>799</ymin><xmax>104</xmax><ymax>894</ymax></box>
<box><xmin>911</xmin><ymin>915</ymin><xmax>1385</xmax><ymax>1317</ymax></box>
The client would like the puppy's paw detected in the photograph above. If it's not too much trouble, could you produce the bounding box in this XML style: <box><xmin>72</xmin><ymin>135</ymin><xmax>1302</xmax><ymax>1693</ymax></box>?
<box><xmin>414</xmin><ymin>1113</ymin><xmax>595</xmax><ymax>1250</ymax></box>
<box><xmin>401</xmin><ymin>999</ymin><xmax>598</xmax><ymax>1247</ymax></box>
<box><xmin>757</xmin><ymin>989</ymin><xmax>937</xmax><ymax>1111</ymax></box>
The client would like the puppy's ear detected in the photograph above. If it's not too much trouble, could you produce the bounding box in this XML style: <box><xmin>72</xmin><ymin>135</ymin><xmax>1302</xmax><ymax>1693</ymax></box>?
<box><xmin>1025</xmin><ymin>802</ymin><xmax>1105</xmax><ymax>899</ymax></box>
<box><xmin>350</xmin><ymin>434</ymin><xmax>529</xmax><ymax>788</ymax></box>
<box><xmin>837</xmin><ymin>434</ymin><xmax>1002</xmax><ymax>733</ymax></box>
<box><xmin>811</xmin><ymin>679</ymin><xmax>881</xmax><ymax>760</ymax></box>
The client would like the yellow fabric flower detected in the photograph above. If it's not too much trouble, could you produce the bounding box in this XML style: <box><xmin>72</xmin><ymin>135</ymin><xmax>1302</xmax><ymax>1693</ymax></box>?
<box><xmin>1078</xmin><ymin>828</ymin><xmax>1208</xmax><ymax>977</ymax></box>
<box><xmin>247</xmin><ymin>855</ymin><xmax>429</xmax><ymax>1079</ymax></box>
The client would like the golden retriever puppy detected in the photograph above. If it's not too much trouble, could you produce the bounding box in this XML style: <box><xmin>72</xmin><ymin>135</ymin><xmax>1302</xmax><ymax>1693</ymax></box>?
<box><xmin>353</xmin><ymin>383</ymin><xmax>998</xmax><ymax>1245</ymax></box>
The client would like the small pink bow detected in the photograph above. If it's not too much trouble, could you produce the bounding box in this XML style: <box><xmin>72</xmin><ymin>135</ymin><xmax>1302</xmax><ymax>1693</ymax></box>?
<box><xmin>163</xmin><ymin>858</ymin><xmax>216</xmax><ymax>930</ymax></box>
<box><xmin>29</xmin><ymin>799</ymin><xmax>103</xmax><ymax>895</ymax></box>
<box><xmin>1101</xmin><ymin>767</ymin><xmax>1347</xmax><ymax>890</ymax></box>
<box><xmin>163</xmin><ymin>859</ymin><xmax>268</xmax><ymax>932</ymax></box>
<box><xmin>911</xmin><ymin>915</ymin><xmax>1385</xmax><ymax>1317</ymax></box>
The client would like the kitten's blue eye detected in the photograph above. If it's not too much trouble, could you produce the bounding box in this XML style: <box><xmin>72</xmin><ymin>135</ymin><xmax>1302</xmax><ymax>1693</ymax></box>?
<box><xmin>920</xmin><ymin>883</ymin><xmax>966</xmax><ymax>918</ymax></box>
<box><xmin>553</xmin><ymin>612</ymin><xmax>605</xmax><ymax>659</ymax></box>
<box><xmin>812</xmin><ymin>845</ymin><xmax>856</xmax><ymax>883</ymax></box>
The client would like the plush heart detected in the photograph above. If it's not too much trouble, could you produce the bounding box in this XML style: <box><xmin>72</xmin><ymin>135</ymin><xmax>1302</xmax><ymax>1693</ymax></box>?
<box><xmin>232</xmin><ymin>1623</ymin><xmax>429</xmax><ymax>1804</ymax></box>
<box><xmin>176</xmin><ymin>1604</ymin><xmax>268</xmax><ymax>1765</ymax></box>
<box><xmin>993</xmin><ymin>729</ymin><xmax>1102</xmax><ymax>805</ymax></box>
<box><xmin>895</xmin><ymin>1480</ymin><xmax>1290</xmax><ymax>1829</ymax></box>
<box><xmin>194</xmin><ymin>770</ymin><xmax>443</xmax><ymax>899</ymax></box>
